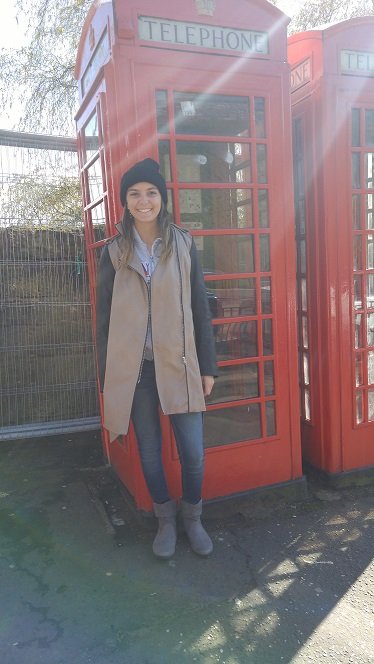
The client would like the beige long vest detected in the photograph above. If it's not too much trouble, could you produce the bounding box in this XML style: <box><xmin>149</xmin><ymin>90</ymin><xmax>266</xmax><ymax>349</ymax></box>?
<box><xmin>103</xmin><ymin>226</ymin><xmax>206</xmax><ymax>441</ymax></box>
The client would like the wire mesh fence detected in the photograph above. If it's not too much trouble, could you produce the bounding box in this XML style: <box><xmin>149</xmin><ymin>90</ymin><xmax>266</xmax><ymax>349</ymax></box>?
<box><xmin>0</xmin><ymin>130</ymin><xmax>100</xmax><ymax>439</ymax></box>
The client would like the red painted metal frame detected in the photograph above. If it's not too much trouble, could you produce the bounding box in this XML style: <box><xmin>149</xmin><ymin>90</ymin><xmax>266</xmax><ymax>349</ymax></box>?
<box><xmin>131</xmin><ymin>64</ymin><xmax>299</xmax><ymax>505</ymax></box>
<box><xmin>288</xmin><ymin>17</ymin><xmax>374</xmax><ymax>475</ymax></box>
<box><xmin>75</xmin><ymin>0</ymin><xmax>302</xmax><ymax>510</ymax></box>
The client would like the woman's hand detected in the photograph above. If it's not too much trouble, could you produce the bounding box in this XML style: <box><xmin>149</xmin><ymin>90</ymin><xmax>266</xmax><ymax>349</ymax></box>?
<box><xmin>202</xmin><ymin>375</ymin><xmax>214</xmax><ymax>397</ymax></box>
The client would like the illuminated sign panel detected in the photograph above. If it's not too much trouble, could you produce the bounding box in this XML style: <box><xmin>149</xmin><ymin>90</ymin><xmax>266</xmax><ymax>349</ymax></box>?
<box><xmin>291</xmin><ymin>59</ymin><xmax>311</xmax><ymax>91</ymax></box>
<box><xmin>341</xmin><ymin>49</ymin><xmax>374</xmax><ymax>76</ymax></box>
<box><xmin>138</xmin><ymin>16</ymin><xmax>269</xmax><ymax>55</ymax></box>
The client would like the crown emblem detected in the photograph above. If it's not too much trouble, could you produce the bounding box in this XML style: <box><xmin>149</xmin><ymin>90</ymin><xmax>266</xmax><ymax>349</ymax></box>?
<box><xmin>195</xmin><ymin>0</ymin><xmax>216</xmax><ymax>16</ymax></box>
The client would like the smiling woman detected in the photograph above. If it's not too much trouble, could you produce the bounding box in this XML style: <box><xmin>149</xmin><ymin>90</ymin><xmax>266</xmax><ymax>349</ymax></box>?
<box><xmin>96</xmin><ymin>157</ymin><xmax>218</xmax><ymax>559</ymax></box>
<box><xmin>126</xmin><ymin>183</ymin><xmax>163</xmax><ymax>232</ymax></box>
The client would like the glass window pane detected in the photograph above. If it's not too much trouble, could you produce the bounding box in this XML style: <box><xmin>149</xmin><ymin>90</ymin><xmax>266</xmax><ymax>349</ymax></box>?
<box><xmin>352</xmin><ymin>153</ymin><xmax>360</xmax><ymax>189</ymax></box>
<box><xmin>158</xmin><ymin>140</ymin><xmax>171</xmax><ymax>181</ymax></box>
<box><xmin>299</xmin><ymin>238</ymin><xmax>307</xmax><ymax>273</ymax></box>
<box><xmin>301</xmin><ymin>278</ymin><xmax>308</xmax><ymax>311</ymax></box>
<box><xmin>174</xmin><ymin>93</ymin><xmax>250</xmax><ymax>137</ymax></box>
<box><xmin>261</xmin><ymin>277</ymin><xmax>272</xmax><ymax>314</ymax></box>
<box><xmin>356</xmin><ymin>391</ymin><xmax>363</xmax><ymax>424</ymax></box>
<box><xmin>352</xmin><ymin>194</ymin><xmax>361</xmax><ymax>229</ymax></box>
<box><xmin>258</xmin><ymin>189</ymin><xmax>269</xmax><ymax>228</ymax></box>
<box><xmin>156</xmin><ymin>89</ymin><xmax>169</xmax><ymax>133</ymax></box>
<box><xmin>302</xmin><ymin>315</ymin><xmax>309</xmax><ymax>348</ymax></box>
<box><xmin>236</xmin><ymin>191</ymin><xmax>254</xmax><ymax>229</ymax></box>
<box><xmin>304</xmin><ymin>389</ymin><xmax>311</xmax><ymax>421</ymax></box>
<box><xmin>90</xmin><ymin>201</ymin><xmax>106</xmax><ymax>243</ymax></box>
<box><xmin>260</xmin><ymin>234</ymin><xmax>271</xmax><ymax>272</ymax></box>
<box><xmin>264</xmin><ymin>360</ymin><xmax>275</xmax><ymax>395</ymax></box>
<box><xmin>176</xmin><ymin>141</ymin><xmax>251</xmax><ymax>183</ymax></box>
<box><xmin>354</xmin><ymin>275</ymin><xmax>362</xmax><ymax>309</ymax></box>
<box><xmin>353</xmin><ymin>235</ymin><xmax>362</xmax><ymax>271</ymax></box>
<box><xmin>295</xmin><ymin>198</ymin><xmax>306</xmax><ymax>235</ymax></box>
<box><xmin>352</xmin><ymin>108</ymin><xmax>361</xmax><ymax>147</ymax></box>
<box><xmin>256</xmin><ymin>144</ymin><xmax>268</xmax><ymax>183</ymax></box>
<box><xmin>368</xmin><ymin>351</ymin><xmax>374</xmax><ymax>384</ymax></box>
<box><xmin>367</xmin><ymin>274</ymin><xmax>374</xmax><ymax>308</ymax></box>
<box><xmin>263</xmin><ymin>319</ymin><xmax>273</xmax><ymax>355</ymax></box>
<box><xmin>255</xmin><ymin>97</ymin><xmax>266</xmax><ymax>138</ymax></box>
<box><xmin>367</xmin><ymin>313</ymin><xmax>374</xmax><ymax>346</ymax></box>
<box><xmin>355</xmin><ymin>314</ymin><xmax>362</xmax><ymax>349</ymax></box>
<box><xmin>365</xmin><ymin>110</ymin><xmax>374</xmax><ymax>146</ymax></box>
<box><xmin>83</xmin><ymin>112</ymin><xmax>99</xmax><ymax>162</ymax></box>
<box><xmin>365</xmin><ymin>153</ymin><xmax>374</xmax><ymax>189</ymax></box>
<box><xmin>238</xmin><ymin>236</ymin><xmax>255</xmax><ymax>273</ymax></box>
<box><xmin>266</xmin><ymin>401</ymin><xmax>276</xmax><ymax>436</ymax></box>
<box><xmin>214</xmin><ymin>321</ymin><xmax>258</xmax><ymax>361</ymax></box>
<box><xmin>204</xmin><ymin>403</ymin><xmax>261</xmax><ymax>447</ymax></box>
<box><xmin>367</xmin><ymin>234</ymin><xmax>374</xmax><ymax>269</ymax></box>
<box><xmin>179</xmin><ymin>189</ymin><xmax>253</xmax><ymax>230</ymax></box>
<box><xmin>295</xmin><ymin>160</ymin><xmax>305</xmax><ymax>195</ymax></box>
<box><xmin>86</xmin><ymin>157</ymin><xmax>103</xmax><ymax>202</ymax></box>
<box><xmin>303</xmin><ymin>353</ymin><xmax>310</xmax><ymax>385</ymax></box>
<box><xmin>197</xmin><ymin>234</ymin><xmax>255</xmax><ymax>274</ymax></box>
<box><xmin>367</xmin><ymin>194</ymin><xmax>373</xmax><ymax>229</ymax></box>
<box><xmin>356</xmin><ymin>354</ymin><xmax>363</xmax><ymax>386</ymax></box>
<box><xmin>207</xmin><ymin>363</ymin><xmax>259</xmax><ymax>404</ymax></box>
<box><xmin>206</xmin><ymin>278</ymin><xmax>257</xmax><ymax>318</ymax></box>
<box><xmin>369</xmin><ymin>390</ymin><xmax>374</xmax><ymax>421</ymax></box>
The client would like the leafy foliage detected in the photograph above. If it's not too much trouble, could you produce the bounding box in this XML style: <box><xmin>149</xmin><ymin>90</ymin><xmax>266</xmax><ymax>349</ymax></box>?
<box><xmin>3</xmin><ymin>174</ymin><xmax>82</xmax><ymax>229</ymax></box>
<box><xmin>289</xmin><ymin>0</ymin><xmax>374</xmax><ymax>33</ymax></box>
<box><xmin>0</xmin><ymin>0</ymin><xmax>93</xmax><ymax>134</ymax></box>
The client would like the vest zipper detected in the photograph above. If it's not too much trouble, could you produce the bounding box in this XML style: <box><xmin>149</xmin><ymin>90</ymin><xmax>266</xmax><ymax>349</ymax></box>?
<box><xmin>127</xmin><ymin>265</ymin><xmax>150</xmax><ymax>384</ymax></box>
<box><xmin>137</xmin><ymin>282</ymin><xmax>151</xmax><ymax>384</ymax></box>
<box><xmin>175</xmin><ymin>239</ymin><xmax>190</xmax><ymax>411</ymax></box>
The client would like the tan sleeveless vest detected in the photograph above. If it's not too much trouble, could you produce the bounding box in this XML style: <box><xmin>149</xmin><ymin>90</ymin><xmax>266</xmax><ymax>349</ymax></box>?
<box><xmin>103</xmin><ymin>225</ymin><xmax>206</xmax><ymax>441</ymax></box>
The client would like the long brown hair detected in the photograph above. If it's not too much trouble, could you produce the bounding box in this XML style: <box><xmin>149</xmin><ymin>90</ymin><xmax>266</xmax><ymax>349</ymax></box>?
<box><xmin>119</xmin><ymin>201</ymin><xmax>174</xmax><ymax>265</ymax></box>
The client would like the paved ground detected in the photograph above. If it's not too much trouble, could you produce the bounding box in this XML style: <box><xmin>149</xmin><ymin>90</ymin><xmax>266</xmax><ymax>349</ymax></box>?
<box><xmin>0</xmin><ymin>432</ymin><xmax>373</xmax><ymax>664</ymax></box>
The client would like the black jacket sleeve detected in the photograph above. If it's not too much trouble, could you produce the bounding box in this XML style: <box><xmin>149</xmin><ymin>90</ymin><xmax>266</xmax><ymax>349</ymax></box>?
<box><xmin>95</xmin><ymin>244</ymin><xmax>115</xmax><ymax>392</ymax></box>
<box><xmin>190</xmin><ymin>239</ymin><xmax>219</xmax><ymax>377</ymax></box>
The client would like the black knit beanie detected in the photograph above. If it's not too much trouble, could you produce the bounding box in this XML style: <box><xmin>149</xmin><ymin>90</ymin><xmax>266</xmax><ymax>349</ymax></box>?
<box><xmin>119</xmin><ymin>158</ymin><xmax>168</xmax><ymax>206</ymax></box>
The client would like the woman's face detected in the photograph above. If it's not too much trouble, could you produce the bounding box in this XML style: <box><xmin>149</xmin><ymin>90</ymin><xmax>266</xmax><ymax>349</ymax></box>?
<box><xmin>126</xmin><ymin>181</ymin><xmax>162</xmax><ymax>227</ymax></box>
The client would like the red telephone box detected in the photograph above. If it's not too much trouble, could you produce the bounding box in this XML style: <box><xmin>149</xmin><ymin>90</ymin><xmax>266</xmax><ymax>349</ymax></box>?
<box><xmin>289</xmin><ymin>17</ymin><xmax>374</xmax><ymax>477</ymax></box>
<box><xmin>75</xmin><ymin>0</ymin><xmax>302</xmax><ymax>510</ymax></box>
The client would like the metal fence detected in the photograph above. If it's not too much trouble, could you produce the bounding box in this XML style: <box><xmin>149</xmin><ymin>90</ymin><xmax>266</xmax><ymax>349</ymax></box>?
<box><xmin>0</xmin><ymin>129</ymin><xmax>100</xmax><ymax>439</ymax></box>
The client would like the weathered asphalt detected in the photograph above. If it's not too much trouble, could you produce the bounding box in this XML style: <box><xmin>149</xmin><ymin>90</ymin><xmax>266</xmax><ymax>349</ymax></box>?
<box><xmin>0</xmin><ymin>432</ymin><xmax>373</xmax><ymax>664</ymax></box>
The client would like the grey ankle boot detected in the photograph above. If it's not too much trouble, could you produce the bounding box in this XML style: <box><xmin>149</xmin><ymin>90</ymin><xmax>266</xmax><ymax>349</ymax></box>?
<box><xmin>181</xmin><ymin>499</ymin><xmax>213</xmax><ymax>556</ymax></box>
<box><xmin>152</xmin><ymin>500</ymin><xmax>177</xmax><ymax>559</ymax></box>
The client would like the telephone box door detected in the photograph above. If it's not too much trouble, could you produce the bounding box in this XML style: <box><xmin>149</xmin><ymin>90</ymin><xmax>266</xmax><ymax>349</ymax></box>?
<box><xmin>340</xmin><ymin>93</ymin><xmax>374</xmax><ymax>471</ymax></box>
<box><xmin>128</xmin><ymin>62</ymin><xmax>300</xmax><ymax>501</ymax></box>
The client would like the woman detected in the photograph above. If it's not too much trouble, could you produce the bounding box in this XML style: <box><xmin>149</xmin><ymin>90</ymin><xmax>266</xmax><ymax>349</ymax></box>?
<box><xmin>96</xmin><ymin>158</ymin><xmax>218</xmax><ymax>559</ymax></box>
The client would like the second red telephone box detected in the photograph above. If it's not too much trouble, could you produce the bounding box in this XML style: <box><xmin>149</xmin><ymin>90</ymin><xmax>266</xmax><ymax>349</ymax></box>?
<box><xmin>289</xmin><ymin>17</ymin><xmax>374</xmax><ymax>477</ymax></box>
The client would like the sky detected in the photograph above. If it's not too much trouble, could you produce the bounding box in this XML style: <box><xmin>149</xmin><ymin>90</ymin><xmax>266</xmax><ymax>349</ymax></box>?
<box><xmin>0</xmin><ymin>0</ymin><xmax>303</xmax><ymax>130</ymax></box>
<box><xmin>0</xmin><ymin>1</ymin><xmax>30</xmax><ymax>128</ymax></box>
<box><xmin>0</xmin><ymin>1</ymin><xmax>29</xmax><ymax>50</ymax></box>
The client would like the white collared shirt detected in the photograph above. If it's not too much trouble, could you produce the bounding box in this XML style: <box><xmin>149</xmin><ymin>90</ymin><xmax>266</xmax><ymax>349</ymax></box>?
<box><xmin>133</xmin><ymin>228</ymin><xmax>162</xmax><ymax>359</ymax></box>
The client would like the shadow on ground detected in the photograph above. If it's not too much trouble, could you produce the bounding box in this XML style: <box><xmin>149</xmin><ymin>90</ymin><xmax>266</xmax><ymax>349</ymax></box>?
<box><xmin>0</xmin><ymin>432</ymin><xmax>373</xmax><ymax>663</ymax></box>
